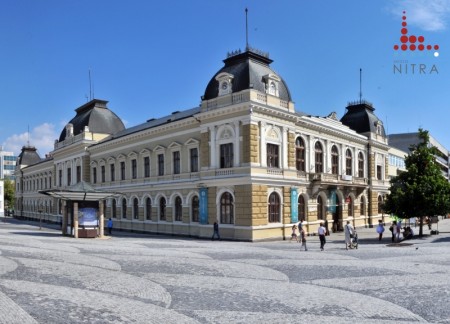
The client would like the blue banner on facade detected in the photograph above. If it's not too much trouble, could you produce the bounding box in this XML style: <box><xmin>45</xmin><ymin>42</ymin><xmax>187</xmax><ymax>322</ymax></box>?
<box><xmin>328</xmin><ymin>190</ymin><xmax>336</xmax><ymax>213</ymax></box>
<box><xmin>291</xmin><ymin>187</ymin><xmax>298</xmax><ymax>223</ymax></box>
<box><xmin>199</xmin><ymin>187</ymin><xmax>208</xmax><ymax>225</ymax></box>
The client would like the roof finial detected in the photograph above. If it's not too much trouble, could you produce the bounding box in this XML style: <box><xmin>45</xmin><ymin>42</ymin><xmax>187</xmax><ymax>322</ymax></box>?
<box><xmin>359</xmin><ymin>68</ymin><xmax>362</xmax><ymax>103</ymax></box>
<box><xmin>245</xmin><ymin>8</ymin><xmax>249</xmax><ymax>50</ymax></box>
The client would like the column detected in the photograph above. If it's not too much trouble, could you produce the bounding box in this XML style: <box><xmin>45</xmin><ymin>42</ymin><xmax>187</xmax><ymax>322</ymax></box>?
<box><xmin>282</xmin><ymin>127</ymin><xmax>288</xmax><ymax>169</ymax></box>
<box><xmin>260</xmin><ymin>122</ymin><xmax>267</xmax><ymax>167</ymax></box>
<box><xmin>99</xmin><ymin>200</ymin><xmax>104</xmax><ymax>238</ymax></box>
<box><xmin>74</xmin><ymin>202</ymin><xmax>79</xmax><ymax>238</ymax></box>
<box><xmin>234</xmin><ymin>121</ymin><xmax>240</xmax><ymax>167</ymax></box>
<box><xmin>210</xmin><ymin>126</ymin><xmax>216</xmax><ymax>168</ymax></box>
<box><xmin>62</xmin><ymin>200</ymin><xmax>67</xmax><ymax>235</ymax></box>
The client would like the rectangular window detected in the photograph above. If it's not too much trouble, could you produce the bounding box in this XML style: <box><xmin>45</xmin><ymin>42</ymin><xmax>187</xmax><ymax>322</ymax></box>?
<box><xmin>101</xmin><ymin>165</ymin><xmax>106</xmax><ymax>182</ymax></box>
<box><xmin>267</xmin><ymin>144</ymin><xmax>279</xmax><ymax>168</ymax></box>
<box><xmin>190</xmin><ymin>148</ymin><xmax>198</xmax><ymax>172</ymax></box>
<box><xmin>67</xmin><ymin>167</ymin><xmax>72</xmax><ymax>186</ymax></box>
<box><xmin>110</xmin><ymin>164</ymin><xmax>115</xmax><ymax>182</ymax></box>
<box><xmin>131</xmin><ymin>159</ymin><xmax>137</xmax><ymax>179</ymax></box>
<box><xmin>158</xmin><ymin>154</ymin><xmax>164</xmax><ymax>176</ymax></box>
<box><xmin>120</xmin><ymin>161</ymin><xmax>125</xmax><ymax>180</ymax></box>
<box><xmin>58</xmin><ymin>170</ymin><xmax>62</xmax><ymax>187</ymax></box>
<box><xmin>93</xmin><ymin>167</ymin><xmax>97</xmax><ymax>184</ymax></box>
<box><xmin>220</xmin><ymin>143</ymin><xmax>233</xmax><ymax>168</ymax></box>
<box><xmin>76</xmin><ymin>166</ymin><xmax>81</xmax><ymax>183</ymax></box>
<box><xmin>377</xmin><ymin>165</ymin><xmax>382</xmax><ymax>180</ymax></box>
<box><xmin>144</xmin><ymin>157</ymin><xmax>150</xmax><ymax>178</ymax></box>
<box><xmin>173</xmin><ymin>151</ymin><xmax>180</xmax><ymax>174</ymax></box>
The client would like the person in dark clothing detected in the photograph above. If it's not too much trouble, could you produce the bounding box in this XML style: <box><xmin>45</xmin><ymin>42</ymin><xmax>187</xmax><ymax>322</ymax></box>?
<box><xmin>107</xmin><ymin>218</ymin><xmax>113</xmax><ymax>235</ymax></box>
<box><xmin>212</xmin><ymin>221</ymin><xmax>220</xmax><ymax>240</ymax></box>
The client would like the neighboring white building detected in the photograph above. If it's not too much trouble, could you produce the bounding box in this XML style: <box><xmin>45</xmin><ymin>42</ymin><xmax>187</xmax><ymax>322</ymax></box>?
<box><xmin>0</xmin><ymin>147</ymin><xmax>17</xmax><ymax>180</ymax></box>
<box><xmin>388</xmin><ymin>146</ymin><xmax>407</xmax><ymax>180</ymax></box>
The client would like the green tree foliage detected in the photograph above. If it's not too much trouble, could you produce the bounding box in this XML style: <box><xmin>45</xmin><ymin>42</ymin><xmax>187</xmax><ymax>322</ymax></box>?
<box><xmin>384</xmin><ymin>129</ymin><xmax>450</xmax><ymax>236</ymax></box>
<box><xmin>3</xmin><ymin>179</ymin><xmax>15</xmax><ymax>211</ymax></box>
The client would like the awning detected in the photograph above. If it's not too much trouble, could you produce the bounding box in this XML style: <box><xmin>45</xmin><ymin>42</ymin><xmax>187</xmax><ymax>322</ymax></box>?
<box><xmin>39</xmin><ymin>181</ymin><xmax>121</xmax><ymax>201</ymax></box>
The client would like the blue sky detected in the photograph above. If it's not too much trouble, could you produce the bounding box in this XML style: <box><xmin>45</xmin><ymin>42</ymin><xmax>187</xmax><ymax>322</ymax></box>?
<box><xmin>1</xmin><ymin>0</ymin><xmax>449</xmax><ymax>156</ymax></box>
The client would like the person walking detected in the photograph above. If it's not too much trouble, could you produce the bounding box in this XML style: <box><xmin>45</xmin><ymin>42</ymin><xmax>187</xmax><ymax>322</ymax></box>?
<box><xmin>107</xmin><ymin>218</ymin><xmax>113</xmax><ymax>235</ymax></box>
<box><xmin>211</xmin><ymin>221</ymin><xmax>220</xmax><ymax>241</ymax></box>
<box><xmin>300</xmin><ymin>226</ymin><xmax>308</xmax><ymax>251</ymax></box>
<box><xmin>318</xmin><ymin>222</ymin><xmax>326</xmax><ymax>251</ymax></box>
<box><xmin>344</xmin><ymin>221</ymin><xmax>354</xmax><ymax>250</ymax></box>
<box><xmin>290</xmin><ymin>224</ymin><xmax>299</xmax><ymax>242</ymax></box>
<box><xmin>376</xmin><ymin>219</ymin><xmax>385</xmax><ymax>241</ymax></box>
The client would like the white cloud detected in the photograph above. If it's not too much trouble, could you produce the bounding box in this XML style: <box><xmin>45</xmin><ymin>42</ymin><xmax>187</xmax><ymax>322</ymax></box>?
<box><xmin>389</xmin><ymin>0</ymin><xmax>450</xmax><ymax>31</ymax></box>
<box><xmin>2</xmin><ymin>123</ymin><xmax>58</xmax><ymax>157</ymax></box>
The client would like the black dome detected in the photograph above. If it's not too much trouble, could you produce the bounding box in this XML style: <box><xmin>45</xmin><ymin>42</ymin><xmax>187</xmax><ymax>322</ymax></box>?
<box><xmin>59</xmin><ymin>99</ymin><xmax>125</xmax><ymax>142</ymax></box>
<box><xmin>340</xmin><ymin>101</ymin><xmax>386</xmax><ymax>137</ymax></box>
<box><xmin>203</xmin><ymin>49</ymin><xmax>292</xmax><ymax>102</ymax></box>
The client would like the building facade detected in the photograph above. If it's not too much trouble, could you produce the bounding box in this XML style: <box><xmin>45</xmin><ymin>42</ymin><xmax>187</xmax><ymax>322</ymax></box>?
<box><xmin>14</xmin><ymin>49</ymin><xmax>390</xmax><ymax>240</ymax></box>
<box><xmin>0</xmin><ymin>147</ymin><xmax>17</xmax><ymax>180</ymax></box>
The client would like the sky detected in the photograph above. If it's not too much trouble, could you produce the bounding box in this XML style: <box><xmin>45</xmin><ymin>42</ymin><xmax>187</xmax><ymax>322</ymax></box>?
<box><xmin>1</xmin><ymin>0</ymin><xmax>449</xmax><ymax>157</ymax></box>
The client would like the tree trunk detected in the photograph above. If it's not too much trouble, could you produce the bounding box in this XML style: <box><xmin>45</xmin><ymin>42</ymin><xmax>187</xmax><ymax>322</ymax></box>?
<box><xmin>419</xmin><ymin>216</ymin><xmax>424</xmax><ymax>237</ymax></box>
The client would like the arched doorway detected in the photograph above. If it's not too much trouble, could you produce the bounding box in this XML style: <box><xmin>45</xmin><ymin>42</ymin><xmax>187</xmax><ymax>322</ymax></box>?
<box><xmin>332</xmin><ymin>195</ymin><xmax>343</xmax><ymax>232</ymax></box>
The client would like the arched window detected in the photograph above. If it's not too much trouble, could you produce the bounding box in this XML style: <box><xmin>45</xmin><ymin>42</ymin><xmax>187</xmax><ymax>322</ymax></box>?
<box><xmin>268</xmin><ymin>192</ymin><xmax>280</xmax><ymax>223</ymax></box>
<box><xmin>175</xmin><ymin>196</ymin><xmax>182</xmax><ymax>221</ymax></box>
<box><xmin>346</xmin><ymin>149</ymin><xmax>353</xmax><ymax>176</ymax></box>
<box><xmin>191</xmin><ymin>196</ymin><xmax>199</xmax><ymax>222</ymax></box>
<box><xmin>348</xmin><ymin>196</ymin><xmax>353</xmax><ymax>217</ymax></box>
<box><xmin>145</xmin><ymin>197</ymin><xmax>152</xmax><ymax>220</ymax></box>
<box><xmin>133</xmin><ymin>198</ymin><xmax>139</xmax><ymax>220</ymax></box>
<box><xmin>360</xmin><ymin>197</ymin><xmax>365</xmax><ymax>216</ymax></box>
<box><xmin>358</xmin><ymin>152</ymin><xmax>364</xmax><ymax>178</ymax></box>
<box><xmin>122</xmin><ymin>198</ymin><xmax>127</xmax><ymax>219</ymax></box>
<box><xmin>378</xmin><ymin>195</ymin><xmax>383</xmax><ymax>214</ymax></box>
<box><xmin>160</xmin><ymin>197</ymin><xmax>166</xmax><ymax>221</ymax></box>
<box><xmin>298</xmin><ymin>195</ymin><xmax>306</xmax><ymax>221</ymax></box>
<box><xmin>220</xmin><ymin>192</ymin><xmax>234</xmax><ymax>224</ymax></box>
<box><xmin>295</xmin><ymin>137</ymin><xmax>305</xmax><ymax>172</ymax></box>
<box><xmin>112</xmin><ymin>199</ymin><xmax>117</xmax><ymax>218</ymax></box>
<box><xmin>317</xmin><ymin>196</ymin><xmax>324</xmax><ymax>220</ymax></box>
<box><xmin>331</xmin><ymin>145</ymin><xmax>339</xmax><ymax>175</ymax></box>
<box><xmin>315</xmin><ymin>142</ymin><xmax>323</xmax><ymax>173</ymax></box>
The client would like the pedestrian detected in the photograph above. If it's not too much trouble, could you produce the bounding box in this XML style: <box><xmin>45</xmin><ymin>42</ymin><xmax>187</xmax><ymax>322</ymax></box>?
<box><xmin>318</xmin><ymin>222</ymin><xmax>327</xmax><ymax>251</ymax></box>
<box><xmin>392</xmin><ymin>220</ymin><xmax>399</xmax><ymax>242</ymax></box>
<box><xmin>290</xmin><ymin>224</ymin><xmax>299</xmax><ymax>242</ymax></box>
<box><xmin>396</xmin><ymin>221</ymin><xmax>402</xmax><ymax>242</ymax></box>
<box><xmin>344</xmin><ymin>221</ymin><xmax>354</xmax><ymax>250</ymax></box>
<box><xmin>107</xmin><ymin>218</ymin><xmax>113</xmax><ymax>235</ymax></box>
<box><xmin>376</xmin><ymin>219</ymin><xmax>385</xmax><ymax>241</ymax></box>
<box><xmin>212</xmin><ymin>221</ymin><xmax>220</xmax><ymax>241</ymax></box>
<box><xmin>389</xmin><ymin>221</ymin><xmax>395</xmax><ymax>242</ymax></box>
<box><xmin>300</xmin><ymin>226</ymin><xmax>308</xmax><ymax>251</ymax></box>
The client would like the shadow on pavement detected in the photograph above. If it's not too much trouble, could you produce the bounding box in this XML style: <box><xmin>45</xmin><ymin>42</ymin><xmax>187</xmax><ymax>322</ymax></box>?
<box><xmin>430</xmin><ymin>236</ymin><xmax>450</xmax><ymax>243</ymax></box>
<box><xmin>10</xmin><ymin>231</ymin><xmax>63</xmax><ymax>237</ymax></box>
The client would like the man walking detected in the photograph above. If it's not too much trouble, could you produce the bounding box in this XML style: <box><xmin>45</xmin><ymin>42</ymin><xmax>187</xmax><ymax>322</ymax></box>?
<box><xmin>107</xmin><ymin>218</ymin><xmax>113</xmax><ymax>235</ymax></box>
<box><xmin>212</xmin><ymin>221</ymin><xmax>220</xmax><ymax>241</ymax></box>
<box><xmin>318</xmin><ymin>222</ymin><xmax>326</xmax><ymax>251</ymax></box>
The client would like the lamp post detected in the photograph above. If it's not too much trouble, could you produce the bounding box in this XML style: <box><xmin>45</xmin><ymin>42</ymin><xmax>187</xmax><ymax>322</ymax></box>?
<box><xmin>39</xmin><ymin>209</ymin><xmax>43</xmax><ymax>230</ymax></box>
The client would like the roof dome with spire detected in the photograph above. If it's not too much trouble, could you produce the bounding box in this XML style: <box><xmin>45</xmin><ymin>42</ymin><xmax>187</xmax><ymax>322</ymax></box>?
<box><xmin>340</xmin><ymin>101</ymin><xmax>386</xmax><ymax>137</ymax></box>
<box><xmin>17</xmin><ymin>146</ymin><xmax>41</xmax><ymax>166</ymax></box>
<box><xmin>203</xmin><ymin>48</ymin><xmax>292</xmax><ymax>102</ymax></box>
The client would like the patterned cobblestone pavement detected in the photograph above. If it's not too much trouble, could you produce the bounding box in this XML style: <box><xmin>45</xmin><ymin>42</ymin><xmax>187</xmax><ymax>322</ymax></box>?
<box><xmin>0</xmin><ymin>217</ymin><xmax>449</xmax><ymax>323</ymax></box>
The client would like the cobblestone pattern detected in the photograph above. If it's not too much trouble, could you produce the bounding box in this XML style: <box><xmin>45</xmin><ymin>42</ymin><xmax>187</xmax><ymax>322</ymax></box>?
<box><xmin>0</xmin><ymin>217</ymin><xmax>449</xmax><ymax>323</ymax></box>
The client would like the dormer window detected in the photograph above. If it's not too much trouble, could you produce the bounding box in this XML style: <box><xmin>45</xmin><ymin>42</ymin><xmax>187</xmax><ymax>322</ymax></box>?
<box><xmin>375</xmin><ymin>121</ymin><xmax>383</xmax><ymax>135</ymax></box>
<box><xmin>263</xmin><ymin>73</ymin><xmax>280</xmax><ymax>97</ymax></box>
<box><xmin>215</xmin><ymin>72</ymin><xmax>234</xmax><ymax>96</ymax></box>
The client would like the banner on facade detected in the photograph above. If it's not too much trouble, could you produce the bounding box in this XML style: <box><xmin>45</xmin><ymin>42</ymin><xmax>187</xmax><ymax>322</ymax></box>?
<box><xmin>328</xmin><ymin>190</ymin><xmax>336</xmax><ymax>213</ymax></box>
<box><xmin>199</xmin><ymin>187</ymin><xmax>208</xmax><ymax>225</ymax></box>
<box><xmin>290</xmin><ymin>187</ymin><xmax>298</xmax><ymax>223</ymax></box>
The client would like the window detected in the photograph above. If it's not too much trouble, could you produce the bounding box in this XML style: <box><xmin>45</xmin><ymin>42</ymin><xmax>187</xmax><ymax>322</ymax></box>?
<box><xmin>67</xmin><ymin>167</ymin><xmax>72</xmax><ymax>186</ymax></box>
<box><xmin>173</xmin><ymin>151</ymin><xmax>180</xmax><ymax>174</ymax></box>
<box><xmin>360</xmin><ymin>197</ymin><xmax>365</xmax><ymax>216</ymax></box>
<box><xmin>220</xmin><ymin>192</ymin><xmax>234</xmax><ymax>224</ymax></box>
<box><xmin>144</xmin><ymin>157</ymin><xmax>150</xmax><ymax>178</ymax></box>
<box><xmin>348</xmin><ymin>197</ymin><xmax>353</xmax><ymax>217</ymax></box>
<box><xmin>331</xmin><ymin>145</ymin><xmax>339</xmax><ymax>175</ymax></box>
<box><xmin>295</xmin><ymin>137</ymin><xmax>305</xmax><ymax>172</ymax></box>
<box><xmin>174</xmin><ymin>196</ymin><xmax>182</xmax><ymax>221</ymax></box>
<box><xmin>76</xmin><ymin>166</ymin><xmax>81</xmax><ymax>183</ymax></box>
<box><xmin>378</xmin><ymin>196</ymin><xmax>383</xmax><ymax>214</ymax></box>
<box><xmin>131</xmin><ymin>159</ymin><xmax>137</xmax><ymax>179</ymax></box>
<box><xmin>59</xmin><ymin>170</ymin><xmax>62</xmax><ymax>186</ymax></box>
<box><xmin>220</xmin><ymin>143</ymin><xmax>233</xmax><ymax>168</ymax></box>
<box><xmin>101</xmin><ymin>165</ymin><xmax>106</xmax><ymax>183</ymax></box>
<box><xmin>267</xmin><ymin>144</ymin><xmax>279</xmax><ymax>168</ymax></box>
<box><xmin>191</xmin><ymin>196</ymin><xmax>199</xmax><ymax>222</ymax></box>
<box><xmin>158</xmin><ymin>154</ymin><xmax>164</xmax><ymax>176</ymax></box>
<box><xmin>377</xmin><ymin>165</ymin><xmax>382</xmax><ymax>180</ymax></box>
<box><xmin>145</xmin><ymin>197</ymin><xmax>152</xmax><ymax>220</ymax></box>
<box><xmin>160</xmin><ymin>197</ymin><xmax>166</xmax><ymax>221</ymax></box>
<box><xmin>358</xmin><ymin>152</ymin><xmax>364</xmax><ymax>178</ymax></box>
<box><xmin>298</xmin><ymin>195</ymin><xmax>305</xmax><ymax>222</ymax></box>
<box><xmin>93</xmin><ymin>167</ymin><xmax>97</xmax><ymax>184</ymax></box>
<box><xmin>315</xmin><ymin>142</ymin><xmax>323</xmax><ymax>173</ymax></box>
<box><xmin>190</xmin><ymin>148</ymin><xmax>198</xmax><ymax>172</ymax></box>
<box><xmin>112</xmin><ymin>200</ymin><xmax>117</xmax><ymax>218</ymax></box>
<box><xmin>268</xmin><ymin>192</ymin><xmax>280</xmax><ymax>223</ymax></box>
<box><xmin>120</xmin><ymin>161</ymin><xmax>125</xmax><ymax>180</ymax></box>
<box><xmin>346</xmin><ymin>149</ymin><xmax>352</xmax><ymax>176</ymax></box>
<box><xmin>122</xmin><ymin>198</ymin><xmax>127</xmax><ymax>219</ymax></box>
<box><xmin>317</xmin><ymin>196</ymin><xmax>324</xmax><ymax>220</ymax></box>
<box><xmin>110</xmin><ymin>164</ymin><xmax>115</xmax><ymax>182</ymax></box>
<box><xmin>133</xmin><ymin>198</ymin><xmax>139</xmax><ymax>219</ymax></box>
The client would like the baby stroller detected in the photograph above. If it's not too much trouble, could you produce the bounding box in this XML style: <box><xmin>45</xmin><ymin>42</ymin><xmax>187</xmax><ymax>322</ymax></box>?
<box><xmin>350</xmin><ymin>230</ymin><xmax>358</xmax><ymax>249</ymax></box>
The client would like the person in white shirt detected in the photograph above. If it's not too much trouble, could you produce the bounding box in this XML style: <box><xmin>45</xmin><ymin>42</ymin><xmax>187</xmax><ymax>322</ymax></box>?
<box><xmin>345</xmin><ymin>221</ymin><xmax>354</xmax><ymax>249</ymax></box>
<box><xmin>318</xmin><ymin>222</ymin><xmax>327</xmax><ymax>251</ymax></box>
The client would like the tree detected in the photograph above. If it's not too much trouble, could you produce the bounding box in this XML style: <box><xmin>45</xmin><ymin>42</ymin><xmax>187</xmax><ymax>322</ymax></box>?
<box><xmin>3</xmin><ymin>179</ymin><xmax>15</xmax><ymax>212</ymax></box>
<box><xmin>384</xmin><ymin>129</ymin><xmax>450</xmax><ymax>237</ymax></box>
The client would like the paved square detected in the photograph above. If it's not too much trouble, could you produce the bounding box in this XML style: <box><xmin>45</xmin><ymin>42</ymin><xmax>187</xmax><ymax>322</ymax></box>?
<box><xmin>1</xmin><ymin>217</ymin><xmax>449</xmax><ymax>323</ymax></box>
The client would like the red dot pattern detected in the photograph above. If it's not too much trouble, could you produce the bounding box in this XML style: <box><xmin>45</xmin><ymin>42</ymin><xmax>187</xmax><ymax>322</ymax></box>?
<box><xmin>393</xmin><ymin>11</ymin><xmax>439</xmax><ymax>52</ymax></box>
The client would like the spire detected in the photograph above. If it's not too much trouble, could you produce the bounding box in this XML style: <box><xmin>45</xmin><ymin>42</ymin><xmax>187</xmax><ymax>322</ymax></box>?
<box><xmin>245</xmin><ymin>8</ymin><xmax>249</xmax><ymax>50</ymax></box>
